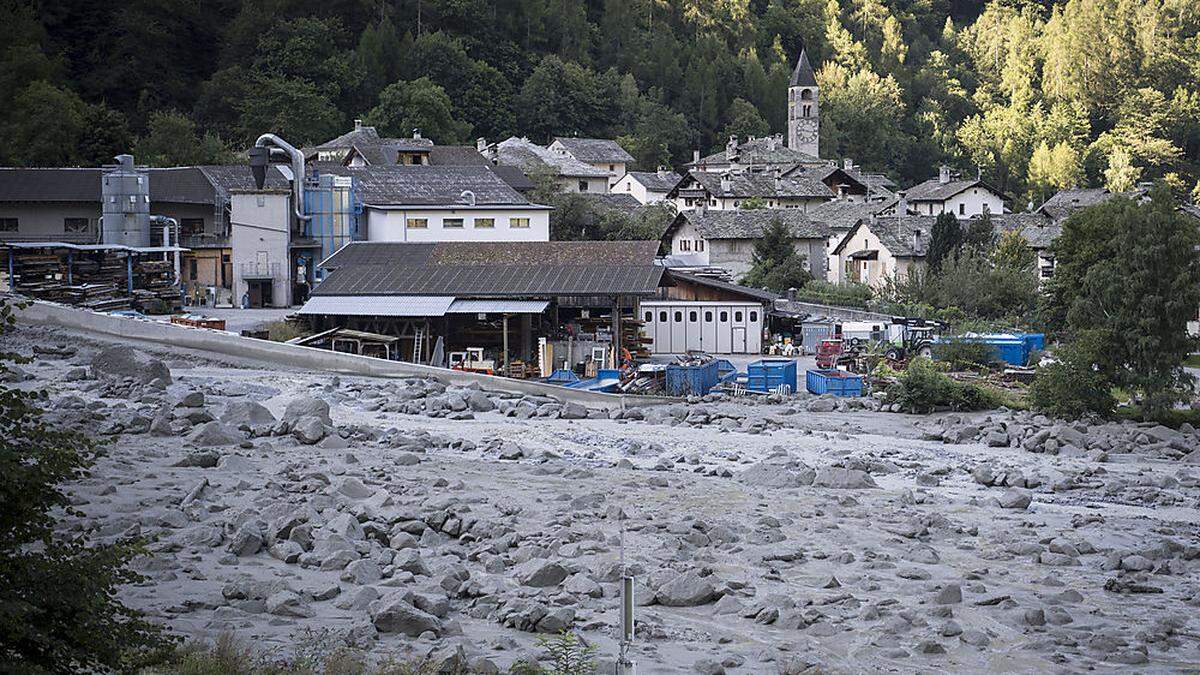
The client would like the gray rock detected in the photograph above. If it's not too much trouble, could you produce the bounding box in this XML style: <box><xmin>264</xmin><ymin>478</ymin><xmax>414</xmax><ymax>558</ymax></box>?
<box><xmin>91</xmin><ymin>346</ymin><xmax>171</xmax><ymax>384</ymax></box>
<box><xmin>283</xmin><ymin>396</ymin><xmax>332</xmax><ymax>425</ymax></box>
<box><xmin>536</xmin><ymin>607</ymin><xmax>575</xmax><ymax>633</ymax></box>
<box><xmin>656</xmin><ymin>570</ymin><xmax>718</xmax><ymax>607</ymax></box>
<box><xmin>935</xmin><ymin>584</ymin><xmax>962</xmax><ymax>605</ymax></box>
<box><xmin>813</xmin><ymin>467</ymin><xmax>878</xmax><ymax>489</ymax></box>
<box><xmin>228</xmin><ymin>522</ymin><xmax>263</xmax><ymax>556</ymax></box>
<box><xmin>266</xmin><ymin>591</ymin><xmax>315</xmax><ymax>618</ymax></box>
<box><xmin>466</xmin><ymin>391</ymin><xmax>496</xmax><ymax>412</ymax></box>
<box><xmin>188</xmin><ymin>421</ymin><xmax>240</xmax><ymax>447</ymax></box>
<box><xmin>371</xmin><ymin>594</ymin><xmax>443</xmax><ymax>636</ymax></box>
<box><xmin>514</xmin><ymin>559</ymin><xmax>568</xmax><ymax>587</ymax></box>
<box><xmin>560</xmin><ymin>402</ymin><xmax>588</xmax><ymax>419</ymax></box>
<box><xmin>336</xmin><ymin>476</ymin><xmax>375</xmax><ymax>499</ymax></box>
<box><xmin>997</xmin><ymin>489</ymin><xmax>1032</xmax><ymax>510</ymax></box>
<box><xmin>221</xmin><ymin>400</ymin><xmax>277</xmax><ymax>426</ymax></box>
<box><xmin>292</xmin><ymin>417</ymin><xmax>327</xmax><ymax>444</ymax></box>
<box><xmin>173</xmin><ymin>449</ymin><xmax>221</xmax><ymax>468</ymax></box>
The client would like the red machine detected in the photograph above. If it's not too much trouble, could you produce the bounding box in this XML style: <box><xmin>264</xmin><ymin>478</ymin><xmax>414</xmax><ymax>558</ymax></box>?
<box><xmin>815</xmin><ymin>338</ymin><xmax>844</xmax><ymax>369</ymax></box>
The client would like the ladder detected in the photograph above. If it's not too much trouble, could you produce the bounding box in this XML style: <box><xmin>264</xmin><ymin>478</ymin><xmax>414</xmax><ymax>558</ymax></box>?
<box><xmin>412</xmin><ymin>327</ymin><xmax>425</xmax><ymax>363</ymax></box>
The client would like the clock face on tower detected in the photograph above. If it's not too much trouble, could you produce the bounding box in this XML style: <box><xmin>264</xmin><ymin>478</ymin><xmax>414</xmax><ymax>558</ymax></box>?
<box><xmin>795</xmin><ymin>119</ymin><xmax>818</xmax><ymax>143</ymax></box>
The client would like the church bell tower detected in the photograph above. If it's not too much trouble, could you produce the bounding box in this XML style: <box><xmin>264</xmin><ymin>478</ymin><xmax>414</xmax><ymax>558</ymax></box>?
<box><xmin>787</xmin><ymin>47</ymin><xmax>819</xmax><ymax>158</ymax></box>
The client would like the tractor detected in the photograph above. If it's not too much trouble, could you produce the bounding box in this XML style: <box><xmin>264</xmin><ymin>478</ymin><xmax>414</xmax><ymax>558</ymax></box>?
<box><xmin>882</xmin><ymin>317</ymin><xmax>947</xmax><ymax>363</ymax></box>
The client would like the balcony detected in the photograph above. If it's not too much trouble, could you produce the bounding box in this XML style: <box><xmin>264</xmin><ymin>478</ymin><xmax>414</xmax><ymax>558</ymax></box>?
<box><xmin>0</xmin><ymin>231</ymin><xmax>98</xmax><ymax>244</ymax></box>
<box><xmin>239</xmin><ymin>262</ymin><xmax>281</xmax><ymax>280</ymax></box>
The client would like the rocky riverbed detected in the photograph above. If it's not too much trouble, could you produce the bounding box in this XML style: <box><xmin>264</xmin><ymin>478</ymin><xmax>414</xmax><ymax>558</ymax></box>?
<box><xmin>6</xmin><ymin>323</ymin><xmax>1200</xmax><ymax>673</ymax></box>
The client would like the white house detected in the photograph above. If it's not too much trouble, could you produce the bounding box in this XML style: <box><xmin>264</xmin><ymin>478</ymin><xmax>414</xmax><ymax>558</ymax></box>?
<box><xmin>903</xmin><ymin>166</ymin><xmax>1007</xmax><ymax>217</ymax></box>
<box><xmin>660</xmin><ymin>208</ymin><xmax>831</xmax><ymax>281</ymax></box>
<box><xmin>668</xmin><ymin>170</ymin><xmax>834</xmax><ymax>212</ymax></box>
<box><xmin>548</xmin><ymin>138</ymin><xmax>634</xmax><ymax>188</ymax></box>
<box><xmin>829</xmin><ymin>215</ymin><xmax>938</xmax><ymax>289</ymax></box>
<box><xmin>613</xmin><ymin>170</ymin><xmax>682</xmax><ymax>205</ymax></box>
<box><xmin>230</xmin><ymin>189</ymin><xmax>294</xmax><ymax>308</ymax></box>
<box><xmin>349</xmin><ymin>165</ymin><xmax>552</xmax><ymax>243</ymax></box>
<box><xmin>483</xmin><ymin>137</ymin><xmax>610</xmax><ymax>194</ymax></box>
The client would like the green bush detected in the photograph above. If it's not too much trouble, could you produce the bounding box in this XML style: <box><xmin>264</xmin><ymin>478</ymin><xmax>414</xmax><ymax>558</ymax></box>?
<box><xmin>932</xmin><ymin>339</ymin><xmax>1000</xmax><ymax>370</ymax></box>
<box><xmin>1028</xmin><ymin>346</ymin><xmax>1116</xmax><ymax>419</ymax></box>
<box><xmin>887</xmin><ymin>357</ymin><xmax>1001</xmax><ymax>413</ymax></box>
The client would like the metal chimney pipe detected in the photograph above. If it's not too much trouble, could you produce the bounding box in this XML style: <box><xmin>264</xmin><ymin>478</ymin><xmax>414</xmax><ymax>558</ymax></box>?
<box><xmin>254</xmin><ymin>133</ymin><xmax>310</xmax><ymax>221</ymax></box>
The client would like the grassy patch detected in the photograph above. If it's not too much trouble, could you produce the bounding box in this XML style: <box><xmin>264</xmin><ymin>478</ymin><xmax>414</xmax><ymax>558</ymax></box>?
<box><xmin>1184</xmin><ymin>354</ymin><xmax>1200</xmax><ymax>368</ymax></box>
<box><xmin>1115</xmin><ymin>405</ymin><xmax>1200</xmax><ymax>429</ymax></box>
<box><xmin>265</xmin><ymin>320</ymin><xmax>307</xmax><ymax>343</ymax></box>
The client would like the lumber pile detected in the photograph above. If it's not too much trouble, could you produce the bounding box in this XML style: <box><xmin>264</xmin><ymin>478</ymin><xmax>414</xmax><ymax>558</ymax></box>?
<box><xmin>4</xmin><ymin>247</ymin><xmax>179</xmax><ymax>313</ymax></box>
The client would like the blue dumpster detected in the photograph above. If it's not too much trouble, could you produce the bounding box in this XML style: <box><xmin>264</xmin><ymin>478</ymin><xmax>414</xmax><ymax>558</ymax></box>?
<box><xmin>806</xmin><ymin>369</ymin><xmax>864</xmax><ymax>397</ymax></box>
<box><xmin>665</xmin><ymin>360</ymin><xmax>720</xmax><ymax>396</ymax></box>
<box><xmin>746</xmin><ymin>359</ymin><xmax>798</xmax><ymax>393</ymax></box>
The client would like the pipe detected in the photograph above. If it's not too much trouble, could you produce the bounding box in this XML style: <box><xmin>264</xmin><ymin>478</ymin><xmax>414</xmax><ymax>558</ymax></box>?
<box><xmin>150</xmin><ymin>215</ymin><xmax>180</xmax><ymax>285</ymax></box>
<box><xmin>254</xmin><ymin>133</ymin><xmax>311</xmax><ymax>221</ymax></box>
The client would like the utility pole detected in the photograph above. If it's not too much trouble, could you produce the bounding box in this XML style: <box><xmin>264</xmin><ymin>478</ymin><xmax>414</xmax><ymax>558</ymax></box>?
<box><xmin>616</xmin><ymin>504</ymin><xmax>636</xmax><ymax>675</ymax></box>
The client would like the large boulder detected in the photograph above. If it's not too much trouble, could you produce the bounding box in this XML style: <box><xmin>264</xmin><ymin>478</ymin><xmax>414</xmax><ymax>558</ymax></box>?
<box><xmin>283</xmin><ymin>396</ymin><xmax>332</xmax><ymax>425</ymax></box>
<box><xmin>514</xmin><ymin>559</ymin><xmax>568</xmax><ymax>587</ymax></box>
<box><xmin>371</xmin><ymin>594</ymin><xmax>443</xmax><ymax>637</ymax></box>
<box><xmin>737</xmin><ymin>459</ymin><xmax>816</xmax><ymax>488</ymax></box>
<box><xmin>90</xmin><ymin>346</ymin><xmax>171</xmax><ymax>384</ymax></box>
<box><xmin>292</xmin><ymin>417</ymin><xmax>327</xmax><ymax>444</ymax></box>
<box><xmin>656</xmin><ymin>570</ymin><xmax>718</xmax><ymax>607</ymax></box>
<box><xmin>813</xmin><ymin>467</ymin><xmax>878</xmax><ymax>489</ymax></box>
<box><xmin>221</xmin><ymin>400</ymin><xmax>277</xmax><ymax>427</ymax></box>
<box><xmin>188</xmin><ymin>421</ymin><xmax>240</xmax><ymax>447</ymax></box>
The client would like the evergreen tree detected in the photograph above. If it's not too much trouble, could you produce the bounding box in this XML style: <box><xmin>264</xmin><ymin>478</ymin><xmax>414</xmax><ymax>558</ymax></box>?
<box><xmin>926</xmin><ymin>212</ymin><xmax>961</xmax><ymax>271</ymax></box>
<box><xmin>742</xmin><ymin>218</ymin><xmax>813</xmax><ymax>292</ymax></box>
<box><xmin>366</xmin><ymin>78</ymin><xmax>472</xmax><ymax>144</ymax></box>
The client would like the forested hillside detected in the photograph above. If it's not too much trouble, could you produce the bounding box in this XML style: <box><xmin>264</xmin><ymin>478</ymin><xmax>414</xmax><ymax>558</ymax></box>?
<box><xmin>3</xmin><ymin>0</ymin><xmax>1199</xmax><ymax>206</ymax></box>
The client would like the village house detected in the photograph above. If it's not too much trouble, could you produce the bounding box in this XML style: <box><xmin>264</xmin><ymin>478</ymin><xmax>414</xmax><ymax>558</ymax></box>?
<box><xmin>903</xmin><ymin>166</ymin><xmax>1007</xmax><ymax>217</ymax></box>
<box><xmin>547</xmin><ymin>138</ymin><xmax>634</xmax><ymax>189</ymax></box>
<box><xmin>803</xmin><ymin>198</ymin><xmax>897</xmax><ymax>278</ymax></box>
<box><xmin>481</xmin><ymin>137</ymin><xmax>610</xmax><ymax>194</ymax></box>
<box><xmin>829</xmin><ymin>214</ymin><xmax>938</xmax><ymax>288</ymax></box>
<box><xmin>612</xmin><ymin>169</ymin><xmax>683</xmax><ymax>205</ymax></box>
<box><xmin>660</xmin><ymin>207</ymin><xmax>831</xmax><ymax>281</ymax></box>
<box><xmin>668</xmin><ymin>170</ymin><xmax>834</xmax><ymax>212</ymax></box>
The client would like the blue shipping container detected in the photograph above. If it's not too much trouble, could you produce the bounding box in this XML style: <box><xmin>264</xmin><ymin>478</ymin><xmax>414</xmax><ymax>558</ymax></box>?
<box><xmin>806</xmin><ymin>369</ymin><xmax>864</xmax><ymax>397</ymax></box>
<box><xmin>746</xmin><ymin>359</ymin><xmax>798</xmax><ymax>393</ymax></box>
<box><xmin>666</xmin><ymin>361</ymin><xmax>720</xmax><ymax>396</ymax></box>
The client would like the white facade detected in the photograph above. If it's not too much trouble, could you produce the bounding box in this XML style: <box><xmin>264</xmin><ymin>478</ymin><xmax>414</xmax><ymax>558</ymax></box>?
<box><xmin>230</xmin><ymin>191</ymin><xmax>293</xmax><ymax>308</ymax></box>
<box><xmin>673</xmin><ymin>194</ymin><xmax>826</xmax><ymax>212</ymax></box>
<box><xmin>830</xmin><ymin>224</ymin><xmax>922</xmax><ymax>289</ymax></box>
<box><xmin>555</xmin><ymin>176</ymin><xmax>610</xmax><ymax>194</ymax></box>
<box><xmin>613</xmin><ymin>174</ymin><xmax>672</xmax><ymax>204</ymax></box>
<box><xmin>641</xmin><ymin>301</ymin><xmax>765</xmax><ymax>354</ymax></box>
<box><xmin>911</xmin><ymin>187</ymin><xmax>1004</xmax><ymax>218</ymax></box>
<box><xmin>363</xmin><ymin>206</ymin><xmax>551</xmax><ymax>242</ymax></box>
<box><xmin>547</xmin><ymin>140</ymin><xmax>627</xmax><ymax>188</ymax></box>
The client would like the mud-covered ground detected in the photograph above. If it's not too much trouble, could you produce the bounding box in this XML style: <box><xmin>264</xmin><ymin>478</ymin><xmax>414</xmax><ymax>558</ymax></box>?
<box><xmin>6</xmin><ymin>322</ymin><xmax>1200</xmax><ymax>674</ymax></box>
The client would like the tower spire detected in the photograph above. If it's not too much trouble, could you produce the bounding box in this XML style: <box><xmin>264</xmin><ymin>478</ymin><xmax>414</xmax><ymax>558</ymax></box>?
<box><xmin>787</xmin><ymin>46</ymin><xmax>820</xmax><ymax>157</ymax></box>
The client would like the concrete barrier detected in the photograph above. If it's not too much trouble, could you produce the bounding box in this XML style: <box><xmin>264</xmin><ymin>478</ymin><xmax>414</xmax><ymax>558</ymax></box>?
<box><xmin>775</xmin><ymin>299</ymin><xmax>893</xmax><ymax>322</ymax></box>
<box><xmin>13</xmin><ymin>300</ymin><xmax>675</xmax><ymax>410</ymax></box>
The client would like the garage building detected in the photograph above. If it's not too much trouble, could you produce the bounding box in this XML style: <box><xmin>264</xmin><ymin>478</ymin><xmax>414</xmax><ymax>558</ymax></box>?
<box><xmin>641</xmin><ymin>273</ymin><xmax>775</xmax><ymax>354</ymax></box>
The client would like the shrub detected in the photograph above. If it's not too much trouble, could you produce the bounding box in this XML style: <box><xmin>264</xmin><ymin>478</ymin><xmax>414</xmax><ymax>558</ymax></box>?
<box><xmin>887</xmin><ymin>357</ymin><xmax>1001</xmax><ymax>413</ymax></box>
<box><xmin>932</xmin><ymin>339</ymin><xmax>1000</xmax><ymax>370</ymax></box>
<box><xmin>1028</xmin><ymin>345</ymin><xmax>1116</xmax><ymax>419</ymax></box>
<box><xmin>266</xmin><ymin>320</ymin><xmax>307</xmax><ymax>342</ymax></box>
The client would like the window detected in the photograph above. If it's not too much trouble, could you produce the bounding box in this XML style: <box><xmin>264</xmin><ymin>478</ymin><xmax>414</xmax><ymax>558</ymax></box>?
<box><xmin>958</xmin><ymin>203</ymin><xmax>965</xmax><ymax>215</ymax></box>
<box><xmin>578</xmin><ymin>180</ymin><xmax>589</xmax><ymax>192</ymax></box>
<box><xmin>689</xmin><ymin>311</ymin><xmax>697</xmax><ymax>322</ymax></box>
<box><xmin>63</xmin><ymin>217</ymin><xmax>89</xmax><ymax>233</ymax></box>
<box><xmin>750</xmin><ymin>311</ymin><xmax>758</xmax><ymax>322</ymax></box>
<box><xmin>189</xmin><ymin>259</ymin><xmax>197</xmax><ymax>280</ymax></box>
<box><xmin>609</xmin><ymin>164</ymin><xmax>615</xmax><ymax>171</ymax></box>
<box><xmin>443</xmin><ymin>218</ymin><xmax>464</xmax><ymax>228</ymax></box>
<box><xmin>800</xmin><ymin>88</ymin><xmax>813</xmax><ymax>100</ymax></box>
<box><xmin>407</xmin><ymin>217</ymin><xmax>428</xmax><ymax>229</ymax></box>
<box><xmin>644</xmin><ymin>311</ymin><xmax>652</xmax><ymax>322</ymax></box>
<box><xmin>674</xmin><ymin>311</ymin><xmax>682</xmax><ymax>322</ymax></box>
<box><xmin>803</xmin><ymin>105</ymin><xmax>811</xmax><ymax>116</ymax></box>
<box><xmin>180</xmin><ymin>218</ymin><xmax>204</xmax><ymax>235</ymax></box>
<box><xmin>510</xmin><ymin>217</ymin><xmax>530</xmax><ymax>229</ymax></box>
<box><xmin>719</xmin><ymin>311</ymin><xmax>728</xmax><ymax>322</ymax></box>
<box><xmin>659</xmin><ymin>311</ymin><xmax>667</xmax><ymax>322</ymax></box>
<box><xmin>735</xmin><ymin>311</ymin><xmax>744</xmax><ymax>322</ymax></box>
<box><xmin>680</xmin><ymin>240</ymin><xmax>691</xmax><ymax>252</ymax></box>
<box><xmin>474</xmin><ymin>218</ymin><xmax>494</xmax><ymax>229</ymax></box>
<box><xmin>0</xmin><ymin>218</ymin><xmax>17</xmax><ymax>232</ymax></box>
<box><xmin>704</xmin><ymin>311</ymin><xmax>713</xmax><ymax>321</ymax></box>
<box><xmin>697</xmin><ymin>240</ymin><xmax>705</xmax><ymax>252</ymax></box>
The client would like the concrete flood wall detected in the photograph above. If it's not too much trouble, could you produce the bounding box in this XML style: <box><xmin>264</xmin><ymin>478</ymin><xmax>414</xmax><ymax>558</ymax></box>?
<box><xmin>14</xmin><ymin>300</ymin><xmax>674</xmax><ymax>410</ymax></box>
<box><xmin>775</xmin><ymin>299</ymin><xmax>893</xmax><ymax>322</ymax></box>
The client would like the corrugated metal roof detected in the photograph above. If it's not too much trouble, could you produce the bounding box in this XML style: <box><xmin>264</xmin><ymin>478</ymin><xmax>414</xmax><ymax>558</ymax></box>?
<box><xmin>447</xmin><ymin>299</ymin><xmax>550</xmax><ymax>314</ymax></box>
<box><xmin>296</xmin><ymin>295</ymin><xmax>456</xmax><ymax>317</ymax></box>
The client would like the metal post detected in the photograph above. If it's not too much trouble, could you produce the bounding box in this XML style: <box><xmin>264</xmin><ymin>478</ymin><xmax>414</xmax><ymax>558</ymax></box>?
<box><xmin>611</xmin><ymin>295</ymin><xmax>622</xmax><ymax>368</ymax></box>
<box><xmin>501</xmin><ymin>313</ymin><xmax>509</xmax><ymax>376</ymax></box>
<box><xmin>126</xmin><ymin>254</ymin><xmax>134</xmax><ymax>293</ymax></box>
<box><xmin>66</xmin><ymin>251</ymin><xmax>73</xmax><ymax>284</ymax></box>
<box><xmin>7</xmin><ymin>249</ymin><xmax>14</xmax><ymax>291</ymax></box>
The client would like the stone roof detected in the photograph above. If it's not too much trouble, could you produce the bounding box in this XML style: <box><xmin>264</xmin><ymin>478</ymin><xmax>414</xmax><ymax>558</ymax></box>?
<box><xmin>692</xmin><ymin>136</ymin><xmax>823</xmax><ymax>168</ymax></box>
<box><xmin>805</xmin><ymin>200</ymin><xmax>889</xmax><ymax>233</ymax></box>
<box><xmin>0</xmin><ymin>166</ymin><xmax>225</xmax><ymax>205</ymax></box>
<box><xmin>685</xmin><ymin>171</ymin><xmax>833</xmax><ymax>200</ymax></box>
<box><xmin>332</xmin><ymin>165</ymin><xmax>529</xmax><ymax>206</ymax></box>
<box><xmin>674</xmin><ymin>209</ymin><xmax>832</xmax><ymax>241</ymax></box>
<box><xmin>314</xmin><ymin>240</ymin><xmax>665</xmax><ymax>297</ymax></box>
<box><xmin>904</xmin><ymin>176</ymin><xmax>1007</xmax><ymax>202</ymax></box>
<box><xmin>790</xmin><ymin>48</ymin><xmax>817</xmax><ymax>87</ymax></box>
<box><xmin>581</xmin><ymin>193</ymin><xmax>644</xmax><ymax>214</ymax></box>
<box><xmin>428</xmin><ymin>146</ymin><xmax>490</xmax><ymax>166</ymax></box>
<box><xmin>990</xmin><ymin>212</ymin><xmax>1060</xmax><ymax>249</ymax></box>
<box><xmin>625</xmin><ymin>170</ymin><xmax>683</xmax><ymax>193</ymax></box>
<box><xmin>489</xmin><ymin>165</ymin><xmax>536</xmax><ymax>192</ymax></box>
<box><xmin>1034</xmin><ymin>188</ymin><xmax>1113</xmax><ymax>222</ymax></box>
<box><xmin>835</xmin><ymin>215</ymin><xmax>939</xmax><ymax>258</ymax></box>
<box><xmin>494</xmin><ymin>137</ymin><xmax>608</xmax><ymax>178</ymax></box>
<box><xmin>552</xmin><ymin>137</ymin><xmax>634</xmax><ymax>164</ymax></box>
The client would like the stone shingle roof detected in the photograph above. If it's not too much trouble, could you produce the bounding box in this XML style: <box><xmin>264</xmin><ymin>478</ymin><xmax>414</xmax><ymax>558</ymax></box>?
<box><xmin>692</xmin><ymin>136</ymin><xmax>823</xmax><ymax>168</ymax></box>
<box><xmin>835</xmin><ymin>215</ymin><xmax>939</xmax><ymax>257</ymax></box>
<box><xmin>552</xmin><ymin>137</ymin><xmax>634</xmax><ymax>164</ymax></box>
<box><xmin>1034</xmin><ymin>188</ymin><xmax>1113</xmax><ymax>222</ymax></box>
<box><xmin>494</xmin><ymin>138</ymin><xmax>609</xmax><ymax>179</ymax></box>
<box><xmin>904</xmin><ymin>176</ymin><xmax>1007</xmax><ymax>203</ymax></box>
<box><xmin>790</xmin><ymin>48</ymin><xmax>817</xmax><ymax>87</ymax></box>
<box><xmin>428</xmin><ymin>146</ymin><xmax>490</xmax><ymax>166</ymax></box>
<box><xmin>677</xmin><ymin>209</ymin><xmax>832</xmax><ymax>241</ymax></box>
<box><xmin>625</xmin><ymin>170</ymin><xmax>682</xmax><ymax>193</ymax></box>
<box><xmin>314</xmin><ymin>241</ymin><xmax>665</xmax><ymax>297</ymax></box>
<box><xmin>990</xmin><ymin>212</ymin><xmax>1060</xmax><ymax>249</ymax></box>
<box><xmin>0</xmin><ymin>166</ymin><xmax>221</xmax><ymax>205</ymax></box>
<box><xmin>686</xmin><ymin>171</ymin><xmax>833</xmax><ymax>200</ymax></box>
<box><xmin>806</xmin><ymin>200</ymin><xmax>888</xmax><ymax>233</ymax></box>
<box><xmin>330</xmin><ymin>165</ymin><xmax>529</xmax><ymax>206</ymax></box>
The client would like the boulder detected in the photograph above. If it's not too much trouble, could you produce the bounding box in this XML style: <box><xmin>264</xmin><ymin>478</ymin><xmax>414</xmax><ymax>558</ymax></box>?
<box><xmin>283</xmin><ymin>396</ymin><xmax>332</xmax><ymax>425</ymax></box>
<box><xmin>292</xmin><ymin>417</ymin><xmax>327</xmax><ymax>444</ymax></box>
<box><xmin>656</xmin><ymin>570</ymin><xmax>718</xmax><ymax>607</ymax></box>
<box><xmin>90</xmin><ymin>347</ymin><xmax>171</xmax><ymax>384</ymax></box>
<box><xmin>514</xmin><ymin>559</ymin><xmax>568</xmax><ymax>587</ymax></box>
<box><xmin>737</xmin><ymin>460</ymin><xmax>816</xmax><ymax>488</ymax></box>
<box><xmin>997</xmin><ymin>489</ymin><xmax>1032</xmax><ymax>510</ymax></box>
<box><xmin>813</xmin><ymin>467</ymin><xmax>877</xmax><ymax>489</ymax></box>
<box><xmin>371</xmin><ymin>594</ymin><xmax>443</xmax><ymax>637</ymax></box>
<box><xmin>188</xmin><ymin>421</ymin><xmax>240</xmax><ymax>447</ymax></box>
<box><xmin>221</xmin><ymin>400</ymin><xmax>277</xmax><ymax>427</ymax></box>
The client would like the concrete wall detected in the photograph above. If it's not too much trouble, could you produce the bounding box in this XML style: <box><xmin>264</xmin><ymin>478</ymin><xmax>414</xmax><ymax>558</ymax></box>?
<box><xmin>774</xmin><ymin>299</ymin><xmax>892</xmax><ymax>322</ymax></box>
<box><xmin>230</xmin><ymin>192</ymin><xmax>291</xmax><ymax>308</ymax></box>
<box><xmin>913</xmin><ymin>188</ymin><xmax>1004</xmax><ymax>218</ymax></box>
<box><xmin>13</xmin><ymin>300</ymin><xmax>673</xmax><ymax>409</ymax></box>
<box><xmin>556</xmin><ymin>176</ymin><xmax>609</xmax><ymax>194</ymax></box>
<box><xmin>830</xmin><ymin>223</ymin><xmax>923</xmax><ymax>289</ymax></box>
<box><xmin>365</xmin><ymin>207</ymin><xmax>551</xmax><ymax>242</ymax></box>
<box><xmin>0</xmin><ymin>201</ymin><xmax>219</xmax><ymax>244</ymax></box>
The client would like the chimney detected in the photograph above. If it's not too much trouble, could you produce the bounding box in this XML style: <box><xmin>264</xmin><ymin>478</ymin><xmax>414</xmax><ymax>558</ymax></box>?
<box><xmin>354</xmin><ymin>119</ymin><xmax>363</xmax><ymax>132</ymax></box>
<box><xmin>719</xmin><ymin>174</ymin><xmax>732</xmax><ymax>195</ymax></box>
<box><xmin>692</xmin><ymin>149</ymin><xmax>701</xmax><ymax>164</ymax></box>
<box><xmin>476</xmin><ymin>137</ymin><xmax>487</xmax><ymax>153</ymax></box>
<box><xmin>843</xmin><ymin>157</ymin><xmax>853</xmax><ymax>171</ymax></box>
<box><xmin>837</xmin><ymin>184</ymin><xmax>846</xmax><ymax>199</ymax></box>
<box><xmin>657</xmin><ymin>166</ymin><xmax>669</xmax><ymax>178</ymax></box>
<box><xmin>898</xmin><ymin>193</ymin><xmax>909</xmax><ymax>215</ymax></box>
<box><xmin>412</xmin><ymin>128</ymin><xmax>422</xmax><ymax>140</ymax></box>
<box><xmin>725</xmin><ymin>135</ymin><xmax>738</xmax><ymax>161</ymax></box>
<box><xmin>939</xmin><ymin>165</ymin><xmax>951</xmax><ymax>184</ymax></box>
<box><xmin>766</xmin><ymin>136</ymin><xmax>776</xmax><ymax>151</ymax></box>
<box><xmin>773</xmin><ymin>167</ymin><xmax>783</xmax><ymax>194</ymax></box>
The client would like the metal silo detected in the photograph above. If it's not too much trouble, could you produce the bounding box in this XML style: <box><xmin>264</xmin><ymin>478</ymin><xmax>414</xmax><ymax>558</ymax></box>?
<box><xmin>101</xmin><ymin>154</ymin><xmax>151</xmax><ymax>247</ymax></box>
